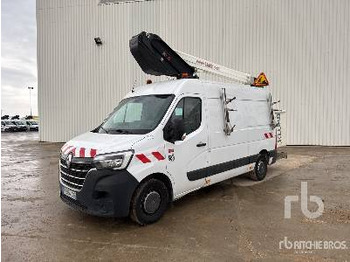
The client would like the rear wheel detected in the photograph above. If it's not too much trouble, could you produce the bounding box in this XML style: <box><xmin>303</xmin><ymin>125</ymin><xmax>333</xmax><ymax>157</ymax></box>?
<box><xmin>130</xmin><ymin>178</ymin><xmax>169</xmax><ymax>225</ymax></box>
<box><xmin>250</xmin><ymin>154</ymin><xmax>268</xmax><ymax>181</ymax></box>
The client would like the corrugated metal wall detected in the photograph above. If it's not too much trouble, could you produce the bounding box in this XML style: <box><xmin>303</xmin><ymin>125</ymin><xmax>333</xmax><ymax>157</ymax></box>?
<box><xmin>37</xmin><ymin>0</ymin><xmax>350</xmax><ymax>145</ymax></box>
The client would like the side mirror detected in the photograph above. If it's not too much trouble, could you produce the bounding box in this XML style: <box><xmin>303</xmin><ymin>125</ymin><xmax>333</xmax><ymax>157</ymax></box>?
<box><xmin>163</xmin><ymin>119</ymin><xmax>185</xmax><ymax>143</ymax></box>
<box><xmin>163</xmin><ymin>122</ymin><xmax>175</xmax><ymax>143</ymax></box>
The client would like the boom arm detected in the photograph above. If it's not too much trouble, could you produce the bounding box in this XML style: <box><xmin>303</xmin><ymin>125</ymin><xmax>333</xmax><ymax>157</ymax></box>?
<box><xmin>175</xmin><ymin>50</ymin><xmax>255</xmax><ymax>85</ymax></box>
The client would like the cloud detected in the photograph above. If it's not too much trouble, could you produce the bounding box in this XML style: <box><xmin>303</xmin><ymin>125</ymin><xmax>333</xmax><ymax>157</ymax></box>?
<box><xmin>1</xmin><ymin>0</ymin><xmax>37</xmax><ymax>116</ymax></box>
<box><xmin>2</xmin><ymin>67</ymin><xmax>36</xmax><ymax>87</ymax></box>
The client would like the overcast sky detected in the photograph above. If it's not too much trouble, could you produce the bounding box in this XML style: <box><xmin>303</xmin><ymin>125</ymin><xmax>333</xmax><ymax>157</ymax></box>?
<box><xmin>1</xmin><ymin>0</ymin><xmax>37</xmax><ymax>117</ymax></box>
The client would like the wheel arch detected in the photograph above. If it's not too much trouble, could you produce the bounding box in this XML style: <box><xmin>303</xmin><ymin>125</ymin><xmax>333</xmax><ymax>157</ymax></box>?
<box><xmin>138</xmin><ymin>172</ymin><xmax>174</xmax><ymax>202</ymax></box>
<box><xmin>259</xmin><ymin>149</ymin><xmax>269</xmax><ymax>161</ymax></box>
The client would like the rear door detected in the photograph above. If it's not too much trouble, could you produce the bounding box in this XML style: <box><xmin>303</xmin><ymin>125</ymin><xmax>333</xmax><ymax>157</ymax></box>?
<box><xmin>164</xmin><ymin>94</ymin><xmax>209</xmax><ymax>197</ymax></box>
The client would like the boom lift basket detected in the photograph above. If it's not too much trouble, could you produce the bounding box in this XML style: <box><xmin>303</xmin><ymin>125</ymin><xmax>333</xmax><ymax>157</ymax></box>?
<box><xmin>130</xmin><ymin>32</ymin><xmax>196</xmax><ymax>78</ymax></box>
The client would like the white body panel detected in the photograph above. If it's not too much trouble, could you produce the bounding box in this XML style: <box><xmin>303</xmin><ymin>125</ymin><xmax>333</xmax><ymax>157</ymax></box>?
<box><xmin>62</xmin><ymin>79</ymin><xmax>275</xmax><ymax>199</ymax></box>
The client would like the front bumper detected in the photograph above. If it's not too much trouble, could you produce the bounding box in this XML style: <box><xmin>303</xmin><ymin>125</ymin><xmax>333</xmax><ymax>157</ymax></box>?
<box><xmin>60</xmin><ymin>169</ymin><xmax>139</xmax><ymax>218</ymax></box>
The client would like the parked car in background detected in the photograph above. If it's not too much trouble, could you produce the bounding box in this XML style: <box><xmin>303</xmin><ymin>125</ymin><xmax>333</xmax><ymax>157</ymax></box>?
<box><xmin>11</xmin><ymin>120</ymin><xmax>27</xmax><ymax>132</ymax></box>
<box><xmin>25</xmin><ymin>120</ymin><xmax>39</xmax><ymax>131</ymax></box>
<box><xmin>1</xmin><ymin>121</ymin><xmax>9</xmax><ymax>132</ymax></box>
<box><xmin>1</xmin><ymin>120</ymin><xmax>18</xmax><ymax>132</ymax></box>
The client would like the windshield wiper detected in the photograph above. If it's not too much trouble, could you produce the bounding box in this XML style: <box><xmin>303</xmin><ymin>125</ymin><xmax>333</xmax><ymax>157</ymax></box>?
<box><xmin>111</xmin><ymin>129</ymin><xmax>132</xmax><ymax>134</ymax></box>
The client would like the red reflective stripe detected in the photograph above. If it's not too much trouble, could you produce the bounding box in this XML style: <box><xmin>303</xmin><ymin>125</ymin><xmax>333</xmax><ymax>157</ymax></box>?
<box><xmin>152</xmin><ymin>151</ymin><xmax>165</xmax><ymax>161</ymax></box>
<box><xmin>61</xmin><ymin>144</ymin><xmax>68</xmax><ymax>152</ymax></box>
<box><xmin>79</xmin><ymin>147</ymin><xmax>85</xmax><ymax>157</ymax></box>
<box><xmin>90</xmin><ymin>149</ymin><xmax>97</xmax><ymax>158</ymax></box>
<box><xmin>264</xmin><ymin>133</ymin><xmax>269</xmax><ymax>139</ymax></box>
<box><xmin>136</xmin><ymin>154</ymin><xmax>151</xmax><ymax>163</ymax></box>
<box><xmin>63</xmin><ymin>145</ymin><xmax>72</xmax><ymax>154</ymax></box>
<box><xmin>71</xmin><ymin>147</ymin><xmax>76</xmax><ymax>156</ymax></box>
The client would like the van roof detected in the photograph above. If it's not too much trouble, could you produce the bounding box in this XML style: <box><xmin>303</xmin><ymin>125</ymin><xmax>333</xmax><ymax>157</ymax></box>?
<box><xmin>125</xmin><ymin>79</ymin><xmax>270</xmax><ymax>99</ymax></box>
<box><xmin>126</xmin><ymin>79</ymin><xmax>196</xmax><ymax>97</ymax></box>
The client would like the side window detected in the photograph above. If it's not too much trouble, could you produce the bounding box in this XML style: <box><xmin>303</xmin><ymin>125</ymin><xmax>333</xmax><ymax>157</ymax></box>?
<box><xmin>183</xmin><ymin>97</ymin><xmax>201</xmax><ymax>134</ymax></box>
<box><xmin>164</xmin><ymin>97</ymin><xmax>202</xmax><ymax>142</ymax></box>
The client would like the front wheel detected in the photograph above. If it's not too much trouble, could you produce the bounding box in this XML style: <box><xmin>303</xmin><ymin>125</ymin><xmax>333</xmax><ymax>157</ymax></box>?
<box><xmin>130</xmin><ymin>178</ymin><xmax>169</xmax><ymax>225</ymax></box>
<box><xmin>250</xmin><ymin>154</ymin><xmax>268</xmax><ymax>181</ymax></box>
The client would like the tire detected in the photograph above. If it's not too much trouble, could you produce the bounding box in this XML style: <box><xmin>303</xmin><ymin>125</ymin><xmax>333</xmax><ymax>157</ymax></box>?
<box><xmin>250</xmin><ymin>154</ymin><xmax>268</xmax><ymax>181</ymax></box>
<box><xmin>130</xmin><ymin>178</ymin><xmax>169</xmax><ymax>225</ymax></box>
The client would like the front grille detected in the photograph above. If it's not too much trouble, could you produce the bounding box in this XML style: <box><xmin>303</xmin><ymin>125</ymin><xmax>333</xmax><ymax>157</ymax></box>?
<box><xmin>59</xmin><ymin>157</ymin><xmax>94</xmax><ymax>191</ymax></box>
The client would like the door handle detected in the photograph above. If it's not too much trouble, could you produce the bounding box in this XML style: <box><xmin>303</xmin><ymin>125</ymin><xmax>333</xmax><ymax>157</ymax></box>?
<box><xmin>196</xmin><ymin>142</ymin><xmax>207</xmax><ymax>147</ymax></box>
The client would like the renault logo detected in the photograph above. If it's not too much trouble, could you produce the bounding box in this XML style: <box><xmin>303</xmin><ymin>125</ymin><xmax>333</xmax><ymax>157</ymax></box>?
<box><xmin>66</xmin><ymin>153</ymin><xmax>73</xmax><ymax>169</ymax></box>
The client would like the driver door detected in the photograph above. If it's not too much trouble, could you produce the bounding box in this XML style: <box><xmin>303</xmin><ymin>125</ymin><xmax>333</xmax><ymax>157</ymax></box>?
<box><xmin>164</xmin><ymin>94</ymin><xmax>209</xmax><ymax>197</ymax></box>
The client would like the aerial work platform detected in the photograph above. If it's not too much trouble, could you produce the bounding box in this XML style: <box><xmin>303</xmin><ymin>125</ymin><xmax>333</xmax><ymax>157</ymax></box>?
<box><xmin>130</xmin><ymin>31</ymin><xmax>269</xmax><ymax>87</ymax></box>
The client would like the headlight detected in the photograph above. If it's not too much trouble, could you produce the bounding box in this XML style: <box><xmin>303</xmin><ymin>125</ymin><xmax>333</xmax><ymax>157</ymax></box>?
<box><xmin>93</xmin><ymin>150</ymin><xmax>134</xmax><ymax>170</ymax></box>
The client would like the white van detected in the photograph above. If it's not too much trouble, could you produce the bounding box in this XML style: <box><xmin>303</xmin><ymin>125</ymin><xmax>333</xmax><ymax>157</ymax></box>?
<box><xmin>60</xmin><ymin>78</ymin><xmax>280</xmax><ymax>224</ymax></box>
<box><xmin>59</xmin><ymin>32</ymin><xmax>283</xmax><ymax>225</ymax></box>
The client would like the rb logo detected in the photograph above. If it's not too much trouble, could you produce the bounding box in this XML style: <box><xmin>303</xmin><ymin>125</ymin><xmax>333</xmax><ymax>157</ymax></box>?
<box><xmin>284</xmin><ymin>182</ymin><xmax>324</xmax><ymax>219</ymax></box>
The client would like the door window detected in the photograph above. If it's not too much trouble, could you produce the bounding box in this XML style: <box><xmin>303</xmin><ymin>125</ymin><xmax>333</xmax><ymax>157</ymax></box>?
<box><xmin>164</xmin><ymin>97</ymin><xmax>202</xmax><ymax>142</ymax></box>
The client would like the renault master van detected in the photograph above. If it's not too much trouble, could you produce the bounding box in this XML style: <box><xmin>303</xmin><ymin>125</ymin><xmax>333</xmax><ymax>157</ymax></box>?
<box><xmin>59</xmin><ymin>32</ymin><xmax>283</xmax><ymax>225</ymax></box>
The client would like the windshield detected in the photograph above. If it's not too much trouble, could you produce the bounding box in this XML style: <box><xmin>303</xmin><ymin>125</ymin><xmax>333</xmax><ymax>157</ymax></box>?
<box><xmin>97</xmin><ymin>94</ymin><xmax>174</xmax><ymax>135</ymax></box>
<box><xmin>12</xmin><ymin>121</ymin><xmax>25</xmax><ymax>125</ymax></box>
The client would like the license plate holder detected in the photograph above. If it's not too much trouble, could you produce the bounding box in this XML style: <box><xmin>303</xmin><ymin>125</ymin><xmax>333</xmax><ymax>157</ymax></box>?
<box><xmin>62</xmin><ymin>186</ymin><xmax>77</xmax><ymax>200</ymax></box>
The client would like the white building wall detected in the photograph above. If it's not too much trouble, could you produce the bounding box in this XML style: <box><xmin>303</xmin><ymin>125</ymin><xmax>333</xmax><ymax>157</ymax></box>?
<box><xmin>37</xmin><ymin>0</ymin><xmax>350</xmax><ymax>145</ymax></box>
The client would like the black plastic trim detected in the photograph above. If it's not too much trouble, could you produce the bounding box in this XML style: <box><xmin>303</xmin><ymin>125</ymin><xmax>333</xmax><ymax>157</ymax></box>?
<box><xmin>269</xmin><ymin>149</ymin><xmax>278</xmax><ymax>164</ymax></box>
<box><xmin>187</xmin><ymin>150</ymin><xmax>277</xmax><ymax>181</ymax></box>
<box><xmin>60</xmin><ymin>169</ymin><xmax>139</xmax><ymax>218</ymax></box>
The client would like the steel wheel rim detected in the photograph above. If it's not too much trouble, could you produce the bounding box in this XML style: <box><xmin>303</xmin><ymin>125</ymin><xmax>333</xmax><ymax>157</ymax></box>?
<box><xmin>257</xmin><ymin>160</ymin><xmax>266</xmax><ymax>175</ymax></box>
<box><xmin>143</xmin><ymin>191</ymin><xmax>161</xmax><ymax>214</ymax></box>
